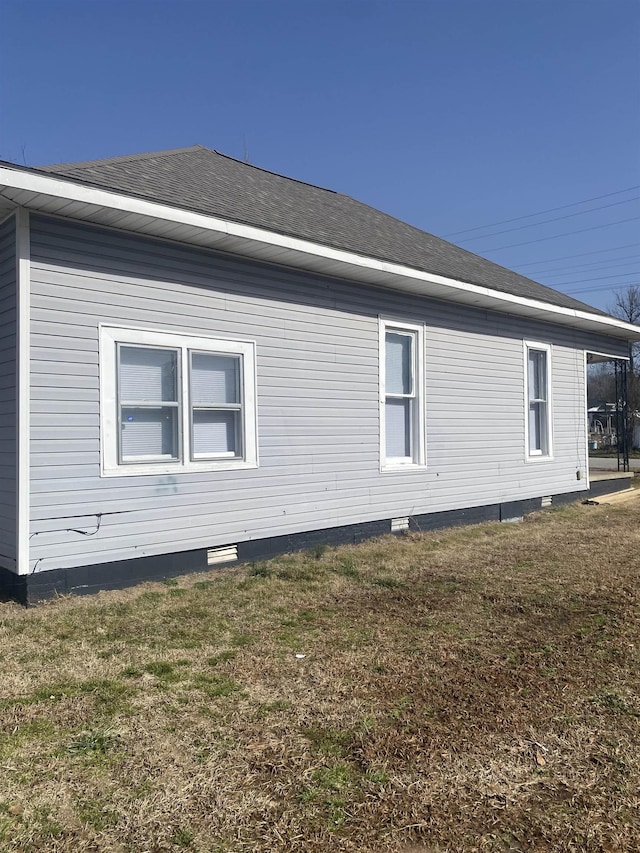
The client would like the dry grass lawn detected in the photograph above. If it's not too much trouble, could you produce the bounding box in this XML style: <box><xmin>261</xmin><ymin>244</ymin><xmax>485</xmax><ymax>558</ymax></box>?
<box><xmin>1</xmin><ymin>498</ymin><xmax>639</xmax><ymax>852</ymax></box>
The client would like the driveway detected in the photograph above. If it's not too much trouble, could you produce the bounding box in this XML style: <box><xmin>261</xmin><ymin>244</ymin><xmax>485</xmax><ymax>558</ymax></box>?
<box><xmin>589</xmin><ymin>456</ymin><xmax>640</xmax><ymax>472</ymax></box>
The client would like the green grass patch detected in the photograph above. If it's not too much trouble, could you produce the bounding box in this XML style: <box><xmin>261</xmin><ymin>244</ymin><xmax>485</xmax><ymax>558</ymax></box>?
<box><xmin>66</xmin><ymin>728</ymin><xmax>119</xmax><ymax>757</ymax></box>
<box><xmin>192</xmin><ymin>674</ymin><xmax>242</xmax><ymax>698</ymax></box>
<box><xmin>74</xmin><ymin>796</ymin><xmax>119</xmax><ymax>830</ymax></box>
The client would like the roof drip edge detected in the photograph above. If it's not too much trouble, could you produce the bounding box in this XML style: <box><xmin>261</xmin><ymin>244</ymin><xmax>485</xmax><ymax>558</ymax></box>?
<box><xmin>1</xmin><ymin>164</ymin><xmax>639</xmax><ymax>343</ymax></box>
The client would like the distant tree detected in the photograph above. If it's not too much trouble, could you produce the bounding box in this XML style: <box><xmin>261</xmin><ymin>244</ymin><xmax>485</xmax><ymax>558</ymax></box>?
<box><xmin>609</xmin><ymin>285</ymin><xmax>640</xmax><ymax>376</ymax></box>
<box><xmin>586</xmin><ymin>286</ymin><xmax>640</xmax><ymax>452</ymax></box>
<box><xmin>608</xmin><ymin>286</ymin><xmax>640</xmax><ymax>449</ymax></box>
<box><xmin>587</xmin><ymin>361</ymin><xmax>615</xmax><ymax>407</ymax></box>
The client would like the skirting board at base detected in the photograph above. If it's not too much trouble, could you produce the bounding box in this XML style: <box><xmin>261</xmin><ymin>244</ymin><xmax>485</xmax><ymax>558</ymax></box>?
<box><xmin>1</xmin><ymin>479</ymin><xmax>631</xmax><ymax>605</ymax></box>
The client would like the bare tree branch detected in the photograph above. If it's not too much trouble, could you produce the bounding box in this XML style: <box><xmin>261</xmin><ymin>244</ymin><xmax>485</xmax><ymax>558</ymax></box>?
<box><xmin>608</xmin><ymin>285</ymin><xmax>640</xmax><ymax>377</ymax></box>
<box><xmin>610</xmin><ymin>285</ymin><xmax>640</xmax><ymax>326</ymax></box>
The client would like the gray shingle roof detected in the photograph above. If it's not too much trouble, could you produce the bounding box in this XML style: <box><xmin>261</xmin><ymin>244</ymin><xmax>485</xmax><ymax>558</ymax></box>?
<box><xmin>38</xmin><ymin>145</ymin><xmax>606</xmax><ymax>315</ymax></box>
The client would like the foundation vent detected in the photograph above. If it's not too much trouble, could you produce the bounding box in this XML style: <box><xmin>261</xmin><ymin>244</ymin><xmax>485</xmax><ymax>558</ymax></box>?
<box><xmin>391</xmin><ymin>517</ymin><xmax>410</xmax><ymax>532</ymax></box>
<box><xmin>541</xmin><ymin>496</ymin><xmax>553</xmax><ymax>508</ymax></box>
<box><xmin>207</xmin><ymin>545</ymin><xmax>238</xmax><ymax>566</ymax></box>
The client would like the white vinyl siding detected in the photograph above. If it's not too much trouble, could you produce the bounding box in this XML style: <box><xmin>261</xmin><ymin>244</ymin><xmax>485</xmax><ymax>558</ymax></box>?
<box><xmin>100</xmin><ymin>326</ymin><xmax>257</xmax><ymax>475</ymax></box>
<box><xmin>525</xmin><ymin>342</ymin><xmax>553</xmax><ymax>460</ymax></box>
<box><xmin>380</xmin><ymin>319</ymin><xmax>426</xmax><ymax>469</ymax></box>
<box><xmin>25</xmin><ymin>215</ymin><xmax>631</xmax><ymax>574</ymax></box>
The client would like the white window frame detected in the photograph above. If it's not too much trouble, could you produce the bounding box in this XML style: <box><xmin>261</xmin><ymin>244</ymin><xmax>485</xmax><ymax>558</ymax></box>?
<box><xmin>100</xmin><ymin>325</ymin><xmax>258</xmax><ymax>476</ymax></box>
<box><xmin>524</xmin><ymin>340</ymin><xmax>553</xmax><ymax>461</ymax></box>
<box><xmin>379</xmin><ymin>318</ymin><xmax>426</xmax><ymax>471</ymax></box>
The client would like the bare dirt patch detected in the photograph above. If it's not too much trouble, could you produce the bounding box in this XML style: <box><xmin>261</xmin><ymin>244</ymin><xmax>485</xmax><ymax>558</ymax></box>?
<box><xmin>1</xmin><ymin>499</ymin><xmax>639</xmax><ymax>851</ymax></box>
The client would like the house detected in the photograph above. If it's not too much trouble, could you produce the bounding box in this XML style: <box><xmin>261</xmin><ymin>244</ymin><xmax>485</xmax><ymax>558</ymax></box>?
<box><xmin>588</xmin><ymin>404</ymin><xmax>619</xmax><ymax>446</ymax></box>
<box><xmin>1</xmin><ymin>145</ymin><xmax>639</xmax><ymax>603</ymax></box>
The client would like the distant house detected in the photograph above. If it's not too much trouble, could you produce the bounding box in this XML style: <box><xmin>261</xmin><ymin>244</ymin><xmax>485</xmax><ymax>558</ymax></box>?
<box><xmin>588</xmin><ymin>404</ymin><xmax>618</xmax><ymax>445</ymax></box>
<box><xmin>1</xmin><ymin>146</ymin><xmax>639</xmax><ymax>602</ymax></box>
<box><xmin>588</xmin><ymin>404</ymin><xmax>640</xmax><ymax>450</ymax></box>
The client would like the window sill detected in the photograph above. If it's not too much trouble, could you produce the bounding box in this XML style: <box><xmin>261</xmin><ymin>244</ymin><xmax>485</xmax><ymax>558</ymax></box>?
<box><xmin>101</xmin><ymin>459</ymin><xmax>259</xmax><ymax>477</ymax></box>
<box><xmin>380</xmin><ymin>462</ymin><xmax>427</xmax><ymax>473</ymax></box>
<box><xmin>525</xmin><ymin>454</ymin><xmax>554</xmax><ymax>463</ymax></box>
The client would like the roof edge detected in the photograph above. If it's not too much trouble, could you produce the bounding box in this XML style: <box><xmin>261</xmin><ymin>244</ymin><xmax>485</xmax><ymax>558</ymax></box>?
<box><xmin>37</xmin><ymin>145</ymin><xmax>343</xmax><ymax>195</ymax></box>
<box><xmin>36</xmin><ymin>145</ymin><xmax>208</xmax><ymax>172</ymax></box>
<box><xmin>2</xmin><ymin>156</ymin><xmax>610</xmax><ymax>317</ymax></box>
<box><xmin>1</xmin><ymin>163</ymin><xmax>639</xmax><ymax>342</ymax></box>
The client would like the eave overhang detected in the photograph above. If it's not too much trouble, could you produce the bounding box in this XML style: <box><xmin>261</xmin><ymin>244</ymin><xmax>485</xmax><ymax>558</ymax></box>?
<box><xmin>1</xmin><ymin>164</ymin><xmax>639</xmax><ymax>342</ymax></box>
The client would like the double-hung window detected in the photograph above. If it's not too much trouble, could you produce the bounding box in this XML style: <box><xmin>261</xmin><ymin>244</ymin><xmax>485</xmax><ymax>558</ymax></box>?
<box><xmin>525</xmin><ymin>342</ymin><xmax>552</xmax><ymax>459</ymax></box>
<box><xmin>379</xmin><ymin>319</ymin><xmax>426</xmax><ymax>470</ymax></box>
<box><xmin>100</xmin><ymin>326</ymin><xmax>257</xmax><ymax>476</ymax></box>
<box><xmin>190</xmin><ymin>352</ymin><xmax>244</xmax><ymax>459</ymax></box>
<box><xmin>118</xmin><ymin>346</ymin><xmax>181</xmax><ymax>463</ymax></box>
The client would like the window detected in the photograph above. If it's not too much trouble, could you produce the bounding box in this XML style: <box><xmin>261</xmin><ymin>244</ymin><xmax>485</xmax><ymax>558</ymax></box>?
<box><xmin>118</xmin><ymin>346</ymin><xmax>180</xmax><ymax>463</ymax></box>
<box><xmin>190</xmin><ymin>352</ymin><xmax>243</xmax><ymax>459</ymax></box>
<box><xmin>100</xmin><ymin>326</ymin><xmax>257</xmax><ymax>476</ymax></box>
<box><xmin>379</xmin><ymin>319</ymin><xmax>426</xmax><ymax>469</ymax></box>
<box><xmin>525</xmin><ymin>342</ymin><xmax>552</xmax><ymax>459</ymax></box>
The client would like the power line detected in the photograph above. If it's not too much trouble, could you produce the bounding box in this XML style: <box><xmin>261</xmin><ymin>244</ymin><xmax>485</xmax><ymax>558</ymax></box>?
<box><xmin>515</xmin><ymin>242</ymin><xmax>640</xmax><ymax>268</ymax></box>
<box><xmin>443</xmin><ymin>185</ymin><xmax>640</xmax><ymax>237</ymax></box>
<box><xmin>563</xmin><ymin>281</ymin><xmax>639</xmax><ymax>296</ymax></box>
<box><xmin>543</xmin><ymin>270</ymin><xmax>640</xmax><ymax>287</ymax></box>
<box><xmin>481</xmin><ymin>215</ymin><xmax>640</xmax><ymax>253</ymax></box>
<box><xmin>540</xmin><ymin>256</ymin><xmax>640</xmax><ymax>277</ymax></box>
<box><xmin>456</xmin><ymin>195</ymin><xmax>640</xmax><ymax>244</ymax></box>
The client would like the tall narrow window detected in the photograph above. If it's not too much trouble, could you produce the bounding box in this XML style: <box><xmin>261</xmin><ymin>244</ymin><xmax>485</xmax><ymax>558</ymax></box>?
<box><xmin>525</xmin><ymin>343</ymin><xmax>552</xmax><ymax>458</ymax></box>
<box><xmin>380</xmin><ymin>319</ymin><xmax>426</xmax><ymax>469</ymax></box>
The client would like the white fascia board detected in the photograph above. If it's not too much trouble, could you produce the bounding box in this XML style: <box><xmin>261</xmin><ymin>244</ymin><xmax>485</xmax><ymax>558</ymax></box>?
<box><xmin>588</xmin><ymin>349</ymin><xmax>631</xmax><ymax>362</ymax></box>
<box><xmin>1</xmin><ymin>165</ymin><xmax>640</xmax><ymax>342</ymax></box>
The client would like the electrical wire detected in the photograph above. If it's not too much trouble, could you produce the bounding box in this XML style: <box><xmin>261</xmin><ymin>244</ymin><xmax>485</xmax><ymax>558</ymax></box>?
<box><xmin>480</xmin><ymin>215</ymin><xmax>640</xmax><ymax>253</ymax></box>
<box><xmin>515</xmin><ymin>243</ymin><xmax>640</xmax><ymax>269</ymax></box>
<box><xmin>541</xmin><ymin>270</ymin><xmax>640</xmax><ymax>287</ymax></box>
<box><xmin>443</xmin><ymin>184</ymin><xmax>640</xmax><ymax>237</ymax></box>
<box><xmin>563</xmin><ymin>281</ymin><xmax>639</xmax><ymax>296</ymax></box>
<box><xmin>29</xmin><ymin>513</ymin><xmax>103</xmax><ymax>541</ymax></box>
<box><xmin>525</xmin><ymin>255</ymin><xmax>640</xmax><ymax>277</ymax></box>
<box><xmin>455</xmin><ymin>195</ymin><xmax>640</xmax><ymax>244</ymax></box>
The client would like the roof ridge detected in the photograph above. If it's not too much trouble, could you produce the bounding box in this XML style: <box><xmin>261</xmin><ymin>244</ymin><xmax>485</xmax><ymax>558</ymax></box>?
<box><xmin>40</xmin><ymin>143</ymin><xmax>340</xmax><ymax>196</ymax></box>
<box><xmin>207</xmin><ymin>148</ymin><xmax>338</xmax><ymax>195</ymax></box>
<box><xmin>37</xmin><ymin>144</ymin><xmax>208</xmax><ymax>172</ymax></box>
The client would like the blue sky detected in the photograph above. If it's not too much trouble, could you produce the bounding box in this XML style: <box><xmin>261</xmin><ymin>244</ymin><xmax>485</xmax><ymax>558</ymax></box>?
<box><xmin>1</xmin><ymin>0</ymin><xmax>639</xmax><ymax>312</ymax></box>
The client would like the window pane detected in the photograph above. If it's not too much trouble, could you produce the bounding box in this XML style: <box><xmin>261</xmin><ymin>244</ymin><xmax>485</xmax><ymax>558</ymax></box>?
<box><xmin>192</xmin><ymin>410</ymin><xmax>240</xmax><ymax>456</ymax></box>
<box><xmin>385</xmin><ymin>332</ymin><xmax>412</xmax><ymax>395</ymax></box>
<box><xmin>120</xmin><ymin>407</ymin><xmax>178</xmax><ymax>460</ymax></box>
<box><xmin>529</xmin><ymin>403</ymin><xmax>540</xmax><ymax>452</ymax></box>
<box><xmin>119</xmin><ymin>347</ymin><xmax>178</xmax><ymax>402</ymax></box>
<box><xmin>529</xmin><ymin>401</ymin><xmax>549</xmax><ymax>454</ymax></box>
<box><xmin>528</xmin><ymin>350</ymin><xmax>546</xmax><ymax>401</ymax></box>
<box><xmin>191</xmin><ymin>353</ymin><xmax>240</xmax><ymax>405</ymax></box>
<box><xmin>385</xmin><ymin>398</ymin><xmax>411</xmax><ymax>458</ymax></box>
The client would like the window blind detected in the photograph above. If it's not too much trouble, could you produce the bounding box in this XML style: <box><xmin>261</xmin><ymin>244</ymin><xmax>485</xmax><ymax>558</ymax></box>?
<box><xmin>191</xmin><ymin>353</ymin><xmax>240</xmax><ymax>406</ymax></box>
<box><xmin>119</xmin><ymin>346</ymin><xmax>178</xmax><ymax>402</ymax></box>
<box><xmin>120</xmin><ymin>407</ymin><xmax>178</xmax><ymax>459</ymax></box>
<box><xmin>192</xmin><ymin>410</ymin><xmax>238</xmax><ymax>455</ymax></box>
